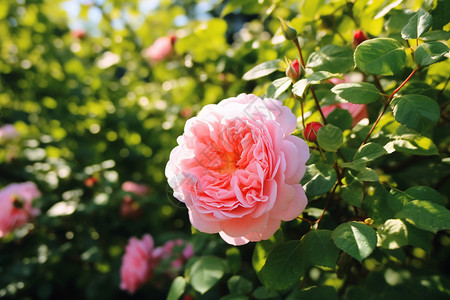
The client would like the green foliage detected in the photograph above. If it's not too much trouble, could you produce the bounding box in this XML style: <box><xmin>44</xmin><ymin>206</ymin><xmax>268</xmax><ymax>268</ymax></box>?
<box><xmin>317</xmin><ymin>124</ymin><xmax>344</xmax><ymax>152</ymax></box>
<box><xmin>331</xmin><ymin>83</ymin><xmax>383</xmax><ymax>104</ymax></box>
<box><xmin>354</xmin><ymin>38</ymin><xmax>406</xmax><ymax>75</ymax></box>
<box><xmin>332</xmin><ymin>222</ymin><xmax>377</xmax><ymax>262</ymax></box>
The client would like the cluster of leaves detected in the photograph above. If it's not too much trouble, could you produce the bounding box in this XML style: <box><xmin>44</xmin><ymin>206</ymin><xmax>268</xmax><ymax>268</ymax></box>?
<box><xmin>0</xmin><ymin>0</ymin><xmax>449</xmax><ymax>299</ymax></box>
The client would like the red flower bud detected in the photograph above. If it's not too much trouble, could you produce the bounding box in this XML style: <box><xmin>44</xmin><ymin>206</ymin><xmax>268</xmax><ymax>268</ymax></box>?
<box><xmin>353</xmin><ymin>30</ymin><xmax>368</xmax><ymax>48</ymax></box>
<box><xmin>84</xmin><ymin>177</ymin><xmax>98</xmax><ymax>187</ymax></box>
<box><xmin>303</xmin><ymin>122</ymin><xmax>323</xmax><ymax>143</ymax></box>
<box><xmin>286</xmin><ymin>59</ymin><xmax>304</xmax><ymax>81</ymax></box>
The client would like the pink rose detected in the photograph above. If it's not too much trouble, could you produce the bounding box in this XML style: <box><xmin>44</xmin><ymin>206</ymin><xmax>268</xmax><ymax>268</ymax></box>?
<box><xmin>322</xmin><ymin>103</ymin><xmax>368</xmax><ymax>127</ymax></box>
<box><xmin>166</xmin><ymin>93</ymin><xmax>310</xmax><ymax>245</ymax></box>
<box><xmin>0</xmin><ymin>182</ymin><xmax>41</xmax><ymax>238</ymax></box>
<box><xmin>122</xmin><ymin>181</ymin><xmax>149</xmax><ymax>196</ymax></box>
<box><xmin>120</xmin><ymin>234</ymin><xmax>157</xmax><ymax>294</ymax></box>
<box><xmin>145</xmin><ymin>36</ymin><xmax>176</xmax><ymax>63</ymax></box>
<box><xmin>0</xmin><ymin>124</ymin><xmax>20</xmax><ymax>144</ymax></box>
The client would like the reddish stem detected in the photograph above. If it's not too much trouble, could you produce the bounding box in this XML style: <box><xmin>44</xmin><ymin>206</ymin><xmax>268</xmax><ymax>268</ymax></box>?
<box><xmin>358</xmin><ymin>68</ymin><xmax>418</xmax><ymax>149</ymax></box>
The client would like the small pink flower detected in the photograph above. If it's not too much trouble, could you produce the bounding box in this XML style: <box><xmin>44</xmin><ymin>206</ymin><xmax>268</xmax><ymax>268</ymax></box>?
<box><xmin>322</xmin><ymin>103</ymin><xmax>368</xmax><ymax>127</ymax></box>
<box><xmin>145</xmin><ymin>36</ymin><xmax>176</xmax><ymax>63</ymax></box>
<box><xmin>0</xmin><ymin>124</ymin><xmax>20</xmax><ymax>144</ymax></box>
<box><xmin>166</xmin><ymin>94</ymin><xmax>310</xmax><ymax>245</ymax></box>
<box><xmin>122</xmin><ymin>181</ymin><xmax>149</xmax><ymax>196</ymax></box>
<box><xmin>182</xmin><ymin>243</ymin><xmax>194</xmax><ymax>260</ymax></box>
<box><xmin>120</xmin><ymin>234</ymin><xmax>157</xmax><ymax>294</ymax></box>
<box><xmin>0</xmin><ymin>182</ymin><xmax>41</xmax><ymax>238</ymax></box>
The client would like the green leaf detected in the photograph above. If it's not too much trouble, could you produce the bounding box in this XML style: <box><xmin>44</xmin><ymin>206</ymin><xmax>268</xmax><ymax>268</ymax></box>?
<box><xmin>401</xmin><ymin>8</ymin><xmax>433</xmax><ymax>39</ymax></box>
<box><xmin>252</xmin><ymin>230</ymin><xmax>284</xmax><ymax>283</ymax></box>
<box><xmin>317</xmin><ymin>124</ymin><xmax>344</xmax><ymax>152</ymax></box>
<box><xmin>331</xmin><ymin>82</ymin><xmax>383</xmax><ymax>104</ymax></box>
<box><xmin>391</xmin><ymin>94</ymin><xmax>440</xmax><ymax>132</ymax></box>
<box><xmin>266</xmin><ymin>77</ymin><xmax>292</xmax><ymax>99</ymax></box>
<box><xmin>286</xmin><ymin>286</ymin><xmax>338</xmax><ymax>300</ymax></box>
<box><xmin>228</xmin><ymin>275</ymin><xmax>253</xmax><ymax>295</ymax></box>
<box><xmin>300</xmin><ymin>230</ymin><xmax>339</xmax><ymax>270</ymax></box>
<box><xmin>301</xmin><ymin>162</ymin><xmax>337</xmax><ymax>196</ymax></box>
<box><xmin>342</xmin><ymin>181</ymin><xmax>364</xmax><ymax>208</ymax></box>
<box><xmin>361</xmin><ymin>183</ymin><xmax>393</xmax><ymax>225</ymax></box>
<box><xmin>226</xmin><ymin>247</ymin><xmax>241</xmax><ymax>274</ymax></box>
<box><xmin>252</xmin><ymin>287</ymin><xmax>279</xmax><ymax>299</ymax></box>
<box><xmin>377</xmin><ymin>219</ymin><xmax>433</xmax><ymax>251</ymax></box>
<box><xmin>306</xmin><ymin>45</ymin><xmax>354</xmax><ymax>74</ymax></box>
<box><xmin>395</xmin><ymin>200</ymin><xmax>450</xmax><ymax>233</ymax></box>
<box><xmin>167</xmin><ymin>276</ymin><xmax>187</xmax><ymax>300</ymax></box>
<box><xmin>353</xmin><ymin>142</ymin><xmax>388</xmax><ymax>164</ymax></box>
<box><xmin>414</xmin><ymin>41</ymin><xmax>449</xmax><ymax>66</ymax></box>
<box><xmin>326</xmin><ymin>108</ymin><xmax>353</xmax><ymax>131</ymax></box>
<box><xmin>243</xmin><ymin>60</ymin><xmax>282</xmax><ymax>80</ymax></box>
<box><xmin>354</xmin><ymin>38</ymin><xmax>406</xmax><ymax>75</ymax></box>
<box><xmin>405</xmin><ymin>186</ymin><xmax>445</xmax><ymax>206</ymax></box>
<box><xmin>349</xmin><ymin>167</ymin><xmax>379</xmax><ymax>182</ymax></box>
<box><xmin>385</xmin><ymin>133</ymin><xmax>439</xmax><ymax>156</ymax></box>
<box><xmin>262</xmin><ymin>240</ymin><xmax>304</xmax><ymax>290</ymax></box>
<box><xmin>420</xmin><ymin>30</ymin><xmax>450</xmax><ymax>41</ymax></box>
<box><xmin>431</xmin><ymin>0</ymin><xmax>449</xmax><ymax>30</ymax></box>
<box><xmin>189</xmin><ymin>256</ymin><xmax>226</xmax><ymax>294</ymax></box>
<box><xmin>332</xmin><ymin>221</ymin><xmax>378</xmax><ymax>262</ymax></box>
<box><xmin>292</xmin><ymin>71</ymin><xmax>339</xmax><ymax>97</ymax></box>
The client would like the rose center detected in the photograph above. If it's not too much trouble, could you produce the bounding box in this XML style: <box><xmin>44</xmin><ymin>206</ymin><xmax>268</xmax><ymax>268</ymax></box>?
<box><xmin>219</xmin><ymin>151</ymin><xmax>238</xmax><ymax>174</ymax></box>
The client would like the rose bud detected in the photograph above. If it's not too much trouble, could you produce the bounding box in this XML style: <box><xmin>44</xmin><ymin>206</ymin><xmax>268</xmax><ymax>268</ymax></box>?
<box><xmin>303</xmin><ymin>122</ymin><xmax>323</xmax><ymax>143</ymax></box>
<box><xmin>278</xmin><ymin>17</ymin><xmax>298</xmax><ymax>41</ymax></box>
<box><xmin>84</xmin><ymin>177</ymin><xmax>98</xmax><ymax>187</ymax></box>
<box><xmin>353</xmin><ymin>29</ymin><xmax>368</xmax><ymax>48</ymax></box>
<box><xmin>285</xmin><ymin>59</ymin><xmax>304</xmax><ymax>81</ymax></box>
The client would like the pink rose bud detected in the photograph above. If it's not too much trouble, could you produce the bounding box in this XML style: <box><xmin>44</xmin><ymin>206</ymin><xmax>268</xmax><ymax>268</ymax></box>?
<box><xmin>0</xmin><ymin>182</ymin><xmax>41</xmax><ymax>238</ymax></box>
<box><xmin>122</xmin><ymin>181</ymin><xmax>149</xmax><ymax>196</ymax></box>
<box><xmin>303</xmin><ymin>122</ymin><xmax>323</xmax><ymax>143</ymax></box>
<box><xmin>120</xmin><ymin>234</ymin><xmax>158</xmax><ymax>294</ymax></box>
<box><xmin>286</xmin><ymin>59</ymin><xmax>304</xmax><ymax>81</ymax></box>
<box><xmin>353</xmin><ymin>29</ymin><xmax>368</xmax><ymax>48</ymax></box>
<box><xmin>145</xmin><ymin>35</ymin><xmax>176</xmax><ymax>63</ymax></box>
<box><xmin>0</xmin><ymin>124</ymin><xmax>20</xmax><ymax>144</ymax></box>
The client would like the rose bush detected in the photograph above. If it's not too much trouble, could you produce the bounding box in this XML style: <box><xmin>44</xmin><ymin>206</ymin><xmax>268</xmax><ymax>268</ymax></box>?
<box><xmin>166</xmin><ymin>93</ymin><xmax>309</xmax><ymax>245</ymax></box>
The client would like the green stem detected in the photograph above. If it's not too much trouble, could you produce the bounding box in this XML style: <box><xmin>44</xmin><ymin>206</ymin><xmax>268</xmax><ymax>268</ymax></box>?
<box><xmin>358</xmin><ymin>68</ymin><xmax>418</xmax><ymax>150</ymax></box>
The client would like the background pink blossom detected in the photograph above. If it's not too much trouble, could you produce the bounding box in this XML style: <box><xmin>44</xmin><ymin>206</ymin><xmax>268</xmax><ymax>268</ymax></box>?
<box><xmin>145</xmin><ymin>36</ymin><xmax>176</xmax><ymax>63</ymax></box>
<box><xmin>0</xmin><ymin>182</ymin><xmax>41</xmax><ymax>238</ymax></box>
<box><xmin>120</xmin><ymin>234</ymin><xmax>157</xmax><ymax>294</ymax></box>
<box><xmin>322</xmin><ymin>103</ymin><xmax>368</xmax><ymax>127</ymax></box>
<box><xmin>122</xmin><ymin>181</ymin><xmax>150</xmax><ymax>196</ymax></box>
<box><xmin>0</xmin><ymin>124</ymin><xmax>20</xmax><ymax>143</ymax></box>
<box><xmin>166</xmin><ymin>94</ymin><xmax>310</xmax><ymax>245</ymax></box>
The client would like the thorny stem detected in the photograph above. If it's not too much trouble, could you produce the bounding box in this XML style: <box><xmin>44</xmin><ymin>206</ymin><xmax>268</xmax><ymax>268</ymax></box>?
<box><xmin>358</xmin><ymin>68</ymin><xmax>418</xmax><ymax>150</ymax></box>
<box><xmin>293</xmin><ymin>38</ymin><xmax>328</xmax><ymax>124</ymax></box>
